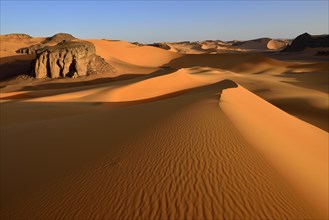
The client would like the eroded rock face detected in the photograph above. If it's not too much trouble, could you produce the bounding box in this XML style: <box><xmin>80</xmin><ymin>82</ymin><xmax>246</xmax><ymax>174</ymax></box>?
<box><xmin>34</xmin><ymin>41</ymin><xmax>114</xmax><ymax>79</ymax></box>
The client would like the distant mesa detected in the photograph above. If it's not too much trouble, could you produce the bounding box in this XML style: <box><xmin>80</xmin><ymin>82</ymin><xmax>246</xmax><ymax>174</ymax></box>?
<box><xmin>1</xmin><ymin>33</ymin><xmax>32</xmax><ymax>40</ymax></box>
<box><xmin>282</xmin><ymin>32</ymin><xmax>329</xmax><ymax>52</ymax></box>
<box><xmin>34</xmin><ymin>40</ymin><xmax>114</xmax><ymax>79</ymax></box>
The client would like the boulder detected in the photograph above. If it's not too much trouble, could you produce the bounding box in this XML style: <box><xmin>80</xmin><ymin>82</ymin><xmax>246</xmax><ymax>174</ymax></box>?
<box><xmin>33</xmin><ymin>41</ymin><xmax>114</xmax><ymax>79</ymax></box>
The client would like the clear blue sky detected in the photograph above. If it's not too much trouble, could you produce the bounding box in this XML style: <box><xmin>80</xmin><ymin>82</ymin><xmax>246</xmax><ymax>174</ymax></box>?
<box><xmin>1</xmin><ymin>1</ymin><xmax>328</xmax><ymax>43</ymax></box>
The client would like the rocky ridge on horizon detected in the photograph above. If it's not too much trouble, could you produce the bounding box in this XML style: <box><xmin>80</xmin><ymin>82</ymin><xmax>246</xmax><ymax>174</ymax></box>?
<box><xmin>282</xmin><ymin>33</ymin><xmax>329</xmax><ymax>52</ymax></box>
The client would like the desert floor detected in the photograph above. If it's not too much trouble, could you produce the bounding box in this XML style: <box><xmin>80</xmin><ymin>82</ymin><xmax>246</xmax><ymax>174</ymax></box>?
<box><xmin>0</xmin><ymin>36</ymin><xmax>328</xmax><ymax>219</ymax></box>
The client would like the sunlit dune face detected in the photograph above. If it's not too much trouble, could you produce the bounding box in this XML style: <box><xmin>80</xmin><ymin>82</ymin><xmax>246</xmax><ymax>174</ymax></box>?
<box><xmin>0</xmin><ymin>32</ymin><xmax>328</xmax><ymax>219</ymax></box>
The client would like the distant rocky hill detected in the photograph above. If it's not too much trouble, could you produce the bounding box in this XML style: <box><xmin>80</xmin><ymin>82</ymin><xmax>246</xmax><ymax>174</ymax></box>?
<box><xmin>282</xmin><ymin>33</ymin><xmax>329</xmax><ymax>52</ymax></box>
<box><xmin>1</xmin><ymin>33</ymin><xmax>32</xmax><ymax>40</ymax></box>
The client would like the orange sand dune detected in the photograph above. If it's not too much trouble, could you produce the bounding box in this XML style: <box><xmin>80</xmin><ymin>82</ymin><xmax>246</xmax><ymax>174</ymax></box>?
<box><xmin>267</xmin><ymin>39</ymin><xmax>287</xmax><ymax>50</ymax></box>
<box><xmin>221</xmin><ymin>85</ymin><xmax>329</xmax><ymax>219</ymax></box>
<box><xmin>1</xmin><ymin>79</ymin><xmax>317</xmax><ymax>219</ymax></box>
<box><xmin>233</xmin><ymin>38</ymin><xmax>271</xmax><ymax>50</ymax></box>
<box><xmin>1</xmin><ymin>35</ymin><xmax>328</xmax><ymax>219</ymax></box>
<box><xmin>88</xmin><ymin>39</ymin><xmax>181</xmax><ymax>67</ymax></box>
<box><xmin>0</xmin><ymin>35</ymin><xmax>44</xmax><ymax>56</ymax></box>
<box><xmin>165</xmin><ymin>42</ymin><xmax>216</xmax><ymax>54</ymax></box>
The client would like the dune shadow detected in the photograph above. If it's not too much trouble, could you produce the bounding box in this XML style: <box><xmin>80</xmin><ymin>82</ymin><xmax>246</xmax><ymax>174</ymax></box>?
<box><xmin>15</xmin><ymin>67</ymin><xmax>177</xmax><ymax>91</ymax></box>
<box><xmin>0</xmin><ymin>96</ymin><xmax>184</xmax><ymax>210</ymax></box>
<box><xmin>276</xmin><ymin>71</ymin><xmax>329</xmax><ymax>93</ymax></box>
<box><xmin>269</xmin><ymin>97</ymin><xmax>329</xmax><ymax>131</ymax></box>
<box><xmin>0</xmin><ymin>79</ymin><xmax>237</xmax><ymax>211</ymax></box>
<box><xmin>20</xmin><ymin>74</ymin><xmax>142</xmax><ymax>90</ymax></box>
<box><xmin>0</xmin><ymin>55</ymin><xmax>35</xmax><ymax>81</ymax></box>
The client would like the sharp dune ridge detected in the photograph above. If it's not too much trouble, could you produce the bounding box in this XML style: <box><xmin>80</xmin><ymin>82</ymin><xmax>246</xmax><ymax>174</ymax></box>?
<box><xmin>0</xmin><ymin>33</ymin><xmax>328</xmax><ymax>219</ymax></box>
<box><xmin>0</xmin><ymin>82</ymin><xmax>315</xmax><ymax>219</ymax></box>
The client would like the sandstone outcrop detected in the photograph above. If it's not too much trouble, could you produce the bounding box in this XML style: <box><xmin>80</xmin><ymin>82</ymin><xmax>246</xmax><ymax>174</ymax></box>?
<box><xmin>16</xmin><ymin>33</ymin><xmax>77</xmax><ymax>55</ymax></box>
<box><xmin>33</xmin><ymin>41</ymin><xmax>114</xmax><ymax>79</ymax></box>
<box><xmin>16</xmin><ymin>44</ymin><xmax>46</xmax><ymax>54</ymax></box>
<box><xmin>42</xmin><ymin>33</ymin><xmax>76</xmax><ymax>44</ymax></box>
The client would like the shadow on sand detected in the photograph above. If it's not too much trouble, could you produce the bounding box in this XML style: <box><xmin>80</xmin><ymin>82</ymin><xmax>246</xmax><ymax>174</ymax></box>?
<box><xmin>0</xmin><ymin>79</ymin><xmax>238</xmax><ymax>212</ymax></box>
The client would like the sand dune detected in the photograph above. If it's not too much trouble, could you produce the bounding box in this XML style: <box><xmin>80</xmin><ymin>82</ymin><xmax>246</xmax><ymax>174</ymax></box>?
<box><xmin>220</xmin><ymin>85</ymin><xmax>329</xmax><ymax>218</ymax></box>
<box><xmin>145</xmin><ymin>38</ymin><xmax>289</xmax><ymax>54</ymax></box>
<box><xmin>1</xmin><ymin>34</ymin><xmax>328</xmax><ymax>219</ymax></box>
<box><xmin>1</xmin><ymin>47</ymin><xmax>327</xmax><ymax>131</ymax></box>
<box><xmin>88</xmin><ymin>39</ymin><xmax>180</xmax><ymax>67</ymax></box>
<box><xmin>88</xmin><ymin>67</ymin><xmax>232</xmax><ymax>102</ymax></box>
<box><xmin>230</xmin><ymin>38</ymin><xmax>288</xmax><ymax>51</ymax></box>
<box><xmin>231</xmin><ymin>38</ymin><xmax>272</xmax><ymax>50</ymax></box>
<box><xmin>267</xmin><ymin>39</ymin><xmax>287</xmax><ymax>50</ymax></box>
<box><xmin>1</xmin><ymin>78</ymin><xmax>317</xmax><ymax>219</ymax></box>
<box><xmin>0</xmin><ymin>35</ymin><xmax>44</xmax><ymax>56</ymax></box>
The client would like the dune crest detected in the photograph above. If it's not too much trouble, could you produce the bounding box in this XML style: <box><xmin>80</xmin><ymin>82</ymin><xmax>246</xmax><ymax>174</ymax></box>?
<box><xmin>1</xmin><ymin>79</ymin><xmax>315</xmax><ymax>219</ymax></box>
<box><xmin>1</xmin><ymin>32</ymin><xmax>328</xmax><ymax>219</ymax></box>
<box><xmin>220</xmin><ymin>85</ymin><xmax>329</xmax><ymax>218</ymax></box>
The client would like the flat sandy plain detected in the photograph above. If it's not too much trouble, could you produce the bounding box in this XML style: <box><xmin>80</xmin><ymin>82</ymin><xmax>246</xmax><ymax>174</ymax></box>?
<box><xmin>0</xmin><ymin>35</ymin><xmax>328</xmax><ymax>219</ymax></box>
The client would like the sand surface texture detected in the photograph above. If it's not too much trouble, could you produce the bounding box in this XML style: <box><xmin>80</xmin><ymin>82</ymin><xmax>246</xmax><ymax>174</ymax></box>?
<box><xmin>1</xmin><ymin>36</ymin><xmax>328</xmax><ymax>219</ymax></box>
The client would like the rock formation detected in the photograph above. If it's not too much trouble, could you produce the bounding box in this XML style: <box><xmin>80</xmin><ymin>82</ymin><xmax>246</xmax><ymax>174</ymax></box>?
<box><xmin>1</xmin><ymin>33</ymin><xmax>32</xmax><ymax>40</ymax></box>
<box><xmin>147</xmin><ymin>42</ymin><xmax>171</xmax><ymax>50</ymax></box>
<box><xmin>33</xmin><ymin>41</ymin><xmax>114</xmax><ymax>79</ymax></box>
<box><xmin>282</xmin><ymin>33</ymin><xmax>329</xmax><ymax>52</ymax></box>
<box><xmin>42</xmin><ymin>33</ymin><xmax>76</xmax><ymax>44</ymax></box>
<box><xmin>16</xmin><ymin>33</ymin><xmax>77</xmax><ymax>55</ymax></box>
<box><xmin>16</xmin><ymin>44</ymin><xmax>46</xmax><ymax>54</ymax></box>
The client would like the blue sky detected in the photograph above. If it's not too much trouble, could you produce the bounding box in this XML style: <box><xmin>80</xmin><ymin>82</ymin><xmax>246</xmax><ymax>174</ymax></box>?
<box><xmin>1</xmin><ymin>1</ymin><xmax>328</xmax><ymax>43</ymax></box>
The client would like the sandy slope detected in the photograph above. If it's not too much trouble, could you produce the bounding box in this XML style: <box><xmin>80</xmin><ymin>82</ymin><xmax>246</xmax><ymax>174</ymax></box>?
<box><xmin>221</xmin><ymin>85</ymin><xmax>329</xmax><ymax>218</ymax></box>
<box><xmin>1</xmin><ymin>78</ymin><xmax>316</xmax><ymax>219</ymax></box>
<box><xmin>88</xmin><ymin>39</ymin><xmax>181</xmax><ymax>67</ymax></box>
<box><xmin>164</xmin><ymin>53</ymin><xmax>329</xmax><ymax>131</ymax></box>
<box><xmin>230</xmin><ymin>38</ymin><xmax>287</xmax><ymax>51</ymax></box>
<box><xmin>1</xmin><ymin>35</ymin><xmax>328</xmax><ymax>219</ymax></box>
<box><xmin>0</xmin><ymin>35</ymin><xmax>44</xmax><ymax>58</ymax></box>
<box><xmin>267</xmin><ymin>39</ymin><xmax>287</xmax><ymax>50</ymax></box>
<box><xmin>1</xmin><ymin>66</ymin><xmax>328</xmax><ymax>218</ymax></box>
